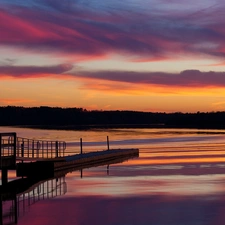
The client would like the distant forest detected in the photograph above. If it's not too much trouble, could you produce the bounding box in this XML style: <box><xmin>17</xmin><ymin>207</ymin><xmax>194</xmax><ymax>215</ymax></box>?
<box><xmin>1</xmin><ymin>106</ymin><xmax>225</xmax><ymax>129</ymax></box>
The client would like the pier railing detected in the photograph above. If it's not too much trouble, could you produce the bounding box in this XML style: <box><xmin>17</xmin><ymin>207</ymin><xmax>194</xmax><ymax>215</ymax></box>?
<box><xmin>16</xmin><ymin>137</ymin><xmax>66</xmax><ymax>159</ymax></box>
<box><xmin>0</xmin><ymin>132</ymin><xmax>17</xmax><ymax>166</ymax></box>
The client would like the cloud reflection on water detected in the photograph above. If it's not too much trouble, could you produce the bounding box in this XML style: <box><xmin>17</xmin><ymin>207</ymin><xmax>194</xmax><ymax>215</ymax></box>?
<box><xmin>18</xmin><ymin>194</ymin><xmax>225</xmax><ymax>225</ymax></box>
<box><xmin>65</xmin><ymin>167</ymin><xmax>225</xmax><ymax>197</ymax></box>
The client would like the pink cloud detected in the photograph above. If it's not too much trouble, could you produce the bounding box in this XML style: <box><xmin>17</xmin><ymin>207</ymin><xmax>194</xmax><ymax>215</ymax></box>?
<box><xmin>0</xmin><ymin>10</ymin><xmax>48</xmax><ymax>43</ymax></box>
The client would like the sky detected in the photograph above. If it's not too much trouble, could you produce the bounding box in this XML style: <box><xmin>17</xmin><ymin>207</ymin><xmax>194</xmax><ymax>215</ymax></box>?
<box><xmin>1</xmin><ymin>0</ymin><xmax>225</xmax><ymax>112</ymax></box>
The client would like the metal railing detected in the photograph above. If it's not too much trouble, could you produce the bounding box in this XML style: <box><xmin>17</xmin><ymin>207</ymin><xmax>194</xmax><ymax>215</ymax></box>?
<box><xmin>0</xmin><ymin>132</ymin><xmax>66</xmax><ymax>160</ymax></box>
<box><xmin>0</xmin><ymin>132</ymin><xmax>17</xmax><ymax>165</ymax></box>
<box><xmin>16</xmin><ymin>137</ymin><xmax>66</xmax><ymax>159</ymax></box>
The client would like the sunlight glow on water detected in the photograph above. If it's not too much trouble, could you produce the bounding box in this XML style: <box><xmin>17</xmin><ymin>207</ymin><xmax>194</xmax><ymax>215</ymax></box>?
<box><xmin>65</xmin><ymin>173</ymin><xmax>225</xmax><ymax>197</ymax></box>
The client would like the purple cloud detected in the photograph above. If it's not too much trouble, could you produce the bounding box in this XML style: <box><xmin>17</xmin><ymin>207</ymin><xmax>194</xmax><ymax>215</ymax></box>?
<box><xmin>1</xmin><ymin>63</ymin><xmax>225</xmax><ymax>88</ymax></box>
<box><xmin>0</xmin><ymin>64</ymin><xmax>73</xmax><ymax>77</ymax></box>
<box><xmin>70</xmin><ymin>69</ymin><xmax>225</xmax><ymax>87</ymax></box>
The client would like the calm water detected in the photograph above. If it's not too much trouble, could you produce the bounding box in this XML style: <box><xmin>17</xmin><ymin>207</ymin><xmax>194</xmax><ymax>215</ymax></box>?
<box><xmin>2</xmin><ymin>126</ymin><xmax>225</xmax><ymax>225</ymax></box>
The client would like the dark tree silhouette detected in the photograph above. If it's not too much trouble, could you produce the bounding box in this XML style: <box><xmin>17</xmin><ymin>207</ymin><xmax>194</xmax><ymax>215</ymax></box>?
<box><xmin>0</xmin><ymin>106</ymin><xmax>225</xmax><ymax>129</ymax></box>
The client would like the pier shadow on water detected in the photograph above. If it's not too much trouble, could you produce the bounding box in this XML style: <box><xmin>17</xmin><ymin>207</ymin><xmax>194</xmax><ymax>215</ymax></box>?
<box><xmin>0</xmin><ymin>154</ymin><xmax>138</xmax><ymax>225</ymax></box>
<box><xmin>0</xmin><ymin>176</ymin><xmax>66</xmax><ymax>225</ymax></box>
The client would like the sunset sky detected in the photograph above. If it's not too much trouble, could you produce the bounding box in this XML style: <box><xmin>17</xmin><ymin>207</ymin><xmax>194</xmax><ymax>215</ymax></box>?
<box><xmin>1</xmin><ymin>0</ymin><xmax>225</xmax><ymax>112</ymax></box>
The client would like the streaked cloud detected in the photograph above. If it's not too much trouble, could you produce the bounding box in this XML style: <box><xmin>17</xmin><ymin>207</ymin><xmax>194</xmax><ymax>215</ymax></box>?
<box><xmin>0</xmin><ymin>64</ymin><xmax>73</xmax><ymax>77</ymax></box>
<box><xmin>0</xmin><ymin>0</ymin><xmax>225</xmax><ymax>61</ymax></box>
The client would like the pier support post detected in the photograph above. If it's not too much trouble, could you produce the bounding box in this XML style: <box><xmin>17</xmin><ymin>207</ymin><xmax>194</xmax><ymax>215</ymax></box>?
<box><xmin>1</xmin><ymin>168</ymin><xmax>8</xmax><ymax>185</ymax></box>
<box><xmin>0</xmin><ymin>196</ymin><xmax>2</xmax><ymax>225</ymax></box>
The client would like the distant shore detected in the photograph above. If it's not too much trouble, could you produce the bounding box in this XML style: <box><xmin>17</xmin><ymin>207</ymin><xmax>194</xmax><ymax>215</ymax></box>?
<box><xmin>4</xmin><ymin>123</ymin><xmax>225</xmax><ymax>131</ymax></box>
<box><xmin>1</xmin><ymin>106</ymin><xmax>225</xmax><ymax>130</ymax></box>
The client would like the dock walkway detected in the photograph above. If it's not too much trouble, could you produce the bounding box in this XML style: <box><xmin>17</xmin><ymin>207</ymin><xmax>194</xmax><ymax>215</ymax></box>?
<box><xmin>0</xmin><ymin>132</ymin><xmax>139</xmax><ymax>182</ymax></box>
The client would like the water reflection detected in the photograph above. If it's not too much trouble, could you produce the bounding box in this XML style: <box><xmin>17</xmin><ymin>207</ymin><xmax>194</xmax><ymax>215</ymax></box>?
<box><xmin>2</xmin><ymin>127</ymin><xmax>225</xmax><ymax>225</ymax></box>
<box><xmin>0</xmin><ymin>154</ymin><xmax>137</xmax><ymax>225</ymax></box>
<box><xmin>14</xmin><ymin>193</ymin><xmax>225</xmax><ymax>225</ymax></box>
<box><xmin>0</xmin><ymin>176</ymin><xmax>67</xmax><ymax>225</ymax></box>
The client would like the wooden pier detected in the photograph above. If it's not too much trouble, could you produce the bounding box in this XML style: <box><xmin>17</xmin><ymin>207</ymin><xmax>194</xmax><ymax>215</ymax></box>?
<box><xmin>0</xmin><ymin>132</ymin><xmax>139</xmax><ymax>224</ymax></box>
<box><xmin>0</xmin><ymin>132</ymin><xmax>139</xmax><ymax>181</ymax></box>
<box><xmin>0</xmin><ymin>149</ymin><xmax>138</xmax><ymax>225</ymax></box>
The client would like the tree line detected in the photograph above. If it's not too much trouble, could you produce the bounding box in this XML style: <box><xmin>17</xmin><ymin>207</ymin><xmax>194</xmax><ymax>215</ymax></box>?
<box><xmin>0</xmin><ymin>106</ymin><xmax>225</xmax><ymax>129</ymax></box>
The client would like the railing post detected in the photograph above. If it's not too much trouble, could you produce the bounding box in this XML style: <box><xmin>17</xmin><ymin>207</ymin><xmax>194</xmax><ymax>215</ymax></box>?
<box><xmin>16</xmin><ymin>138</ymin><xmax>20</xmax><ymax>157</ymax></box>
<box><xmin>42</xmin><ymin>142</ymin><xmax>44</xmax><ymax>158</ymax></box>
<box><xmin>42</xmin><ymin>141</ymin><xmax>44</xmax><ymax>158</ymax></box>
<box><xmin>47</xmin><ymin>141</ymin><xmax>48</xmax><ymax>158</ymax></box>
<box><xmin>21</xmin><ymin>141</ymin><xmax>24</xmax><ymax>158</ymax></box>
<box><xmin>37</xmin><ymin>141</ymin><xmax>40</xmax><ymax>158</ymax></box>
<box><xmin>27</xmin><ymin>139</ymin><xmax>29</xmax><ymax>158</ymax></box>
<box><xmin>51</xmin><ymin>141</ymin><xmax>53</xmax><ymax>158</ymax></box>
<box><xmin>8</xmin><ymin>136</ymin><xmax>11</xmax><ymax>155</ymax></box>
<box><xmin>32</xmin><ymin>140</ymin><xmax>34</xmax><ymax>158</ymax></box>
<box><xmin>58</xmin><ymin>142</ymin><xmax>61</xmax><ymax>157</ymax></box>
<box><xmin>55</xmin><ymin>141</ymin><xmax>59</xmax><ymax>158</ymax></box>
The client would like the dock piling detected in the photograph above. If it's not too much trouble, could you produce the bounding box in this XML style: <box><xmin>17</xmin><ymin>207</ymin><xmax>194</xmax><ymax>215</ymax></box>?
<box><xmin>1</xmin><ymin>168</ymin><xmax>8</xmax><ymax>185</ymax></box>
<box><xmin>107</xmin><ymin>136</ymin><xmax>110</xmax><ymax>150</ymax></box>
<box><xmin>80</xmin><ymin>138</ymin><xmax>83</xmax><ymax>154</ymax></box>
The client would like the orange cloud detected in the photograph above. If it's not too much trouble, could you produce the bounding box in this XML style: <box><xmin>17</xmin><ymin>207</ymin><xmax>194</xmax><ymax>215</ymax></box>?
<box><xmin>0</xmin><ymin>98</ymin><xmax>35</xmax><ymax>105</ymax></box>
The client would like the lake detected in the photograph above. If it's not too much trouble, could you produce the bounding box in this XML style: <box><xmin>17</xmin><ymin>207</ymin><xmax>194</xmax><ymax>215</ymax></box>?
<box><xmin>1</xmin><ymin>126</ymin><xmax>225</xmax><ymax>225</ymax></box>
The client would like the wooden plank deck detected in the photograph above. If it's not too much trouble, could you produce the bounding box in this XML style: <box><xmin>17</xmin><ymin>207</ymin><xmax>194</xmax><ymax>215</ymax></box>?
<box><xmin>16</xmin><ymin>148</ymin><xmax>139</xmax><ymax>178</ymax></box>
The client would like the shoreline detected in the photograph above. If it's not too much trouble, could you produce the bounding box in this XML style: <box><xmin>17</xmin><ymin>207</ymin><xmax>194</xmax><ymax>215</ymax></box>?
<box><xmin>2</xmin><ymin>124</ymin><xmax>225</xmax><ymax>131</ymax></box>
